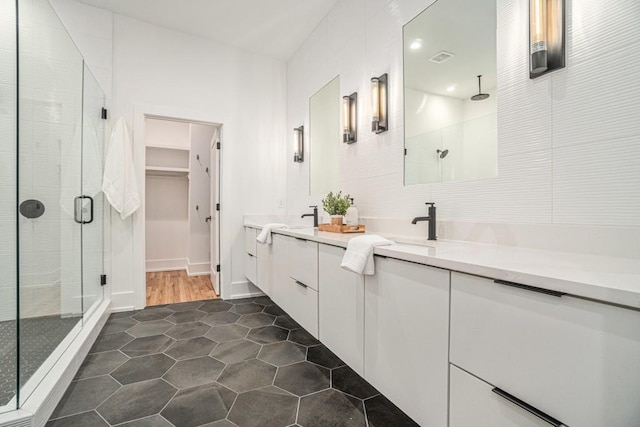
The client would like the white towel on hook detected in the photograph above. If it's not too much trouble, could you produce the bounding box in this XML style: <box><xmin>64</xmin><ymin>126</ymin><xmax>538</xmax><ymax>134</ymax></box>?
<box><xmin>102</xmin><ymin>117</ymin><xmax>140</xmax><ymax>219</ymax></box>
<box><xmin>341</xmin><ymin>235</ymin><xmax>395</xmax><ymax>275</ymax></box>
<box><xmin>256</xmin><ymin>223</ymin><xmax>289</xmax><ymax>244</ymax></box>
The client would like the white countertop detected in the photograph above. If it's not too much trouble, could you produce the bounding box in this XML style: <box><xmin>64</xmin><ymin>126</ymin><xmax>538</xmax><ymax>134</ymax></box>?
<box><xmin>244</xmin><ymin>222</ymin><xmax>640</xmax><ymax>309</ymax></box>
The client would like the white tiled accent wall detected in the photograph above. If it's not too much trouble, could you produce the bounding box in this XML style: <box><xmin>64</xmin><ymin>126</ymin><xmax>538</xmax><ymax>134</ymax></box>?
<box><xmin>286</xmin><ymin>0</ymin><xmax>640</xmax><ymax>232</ymax></box>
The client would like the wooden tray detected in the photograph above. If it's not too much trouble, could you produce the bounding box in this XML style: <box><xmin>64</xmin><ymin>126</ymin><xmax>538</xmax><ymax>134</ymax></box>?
<box><xmin>318</xmin><ymin>224</ymin><xmax>365</xmax><ymax>233</ymax></box>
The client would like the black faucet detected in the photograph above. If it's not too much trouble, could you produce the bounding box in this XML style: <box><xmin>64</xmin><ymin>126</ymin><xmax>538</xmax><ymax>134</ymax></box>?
<box><xmin>411</xmin><ymin>202</ymin><xmax>437</xmax><ymax>241</ymax></box>
<box><xmin>301</xmin><ymin>205</ymin><xmax>319</xmax><ymax>227</ymax></box>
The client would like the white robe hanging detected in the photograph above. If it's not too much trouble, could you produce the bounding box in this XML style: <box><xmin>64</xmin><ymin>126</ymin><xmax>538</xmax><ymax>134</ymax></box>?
<box><xmin>102</xmin><ymin>117</ymin><xmax>140</xmax><ymax>219</ymax></box>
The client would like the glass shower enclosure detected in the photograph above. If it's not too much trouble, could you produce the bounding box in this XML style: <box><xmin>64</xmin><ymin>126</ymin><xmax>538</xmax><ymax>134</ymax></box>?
<box><xmin>0</xmin><ymin>0</ymin><xmax>107</xmax><ymax>413</ymax></box>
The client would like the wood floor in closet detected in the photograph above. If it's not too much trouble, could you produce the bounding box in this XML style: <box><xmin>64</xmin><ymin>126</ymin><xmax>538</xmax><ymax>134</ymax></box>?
<box><xmin>146</xmin><ymin>270</ymin><xmax>218</xmax><ymax>306</ymax></box>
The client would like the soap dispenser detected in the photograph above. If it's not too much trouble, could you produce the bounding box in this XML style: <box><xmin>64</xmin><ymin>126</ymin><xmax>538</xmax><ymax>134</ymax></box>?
<box><xmin>345</xmin><ymin>198</ymin><xmax>359</xmax><ymax>226</ymax></box>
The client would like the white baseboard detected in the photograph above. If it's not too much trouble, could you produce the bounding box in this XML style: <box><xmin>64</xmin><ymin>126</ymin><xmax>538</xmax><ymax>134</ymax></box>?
<box><xmin>229</xmin><ymin>280</ymin><xmax>265</xmax><ymax>300</ymax></box>
<box><xmin>145</xmin><ymin>258</ymin><xmax>187</xmax><ymax>272</ymax></box>
<box><xmin>186</xmin><ymin>261</ymin><xmax>211</xmax><ymax>276</ymax></box>
<box><xmin>111</xmin><ymin>291</ymin><xmax>138</xmax><ymax>312</ymax></box>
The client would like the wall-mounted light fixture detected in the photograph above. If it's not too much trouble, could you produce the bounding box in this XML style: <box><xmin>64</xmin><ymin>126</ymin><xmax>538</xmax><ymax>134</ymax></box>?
<box><xmin>342</xmin><ymin>92</ymin><xmax>357</xmax><ymax>143</ymax></box>
<box><xmin>529</xmin><ymin>0</ymin><xmax>565</xmax><ymax>78</ymax></box>
<box><xmin>371</xmin><ymin>73</ymin><xmax>388</xmax><ymax>134</ymax></box>
<box><xmin>293</xmin><ymin>125</ymin><xmax>304</xmax><ymax>163</ymax></box>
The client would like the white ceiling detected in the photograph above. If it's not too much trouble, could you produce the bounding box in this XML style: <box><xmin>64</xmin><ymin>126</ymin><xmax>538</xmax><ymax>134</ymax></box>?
<box><xmin>404</xmin><ymin>0</ymin><xmax>496</xmax><ymax>100</ymax></box>
<box><xmin>78</xmin><ymin>0</ymin><xmax>339</xmax><ymax>61</ymax></box>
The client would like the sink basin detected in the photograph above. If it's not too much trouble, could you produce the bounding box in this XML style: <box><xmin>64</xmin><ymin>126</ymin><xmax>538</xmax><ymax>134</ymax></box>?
<box><xmin>385</xmin><ymin>235</ymin><xmax>437</xmax><ymax>248</ymax></box>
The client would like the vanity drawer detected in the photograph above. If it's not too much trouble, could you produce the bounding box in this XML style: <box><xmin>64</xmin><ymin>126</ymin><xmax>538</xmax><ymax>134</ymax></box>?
<box><xmin>245</xmin><ymin>227</ymin><xmax>257</xmax><ymax>256</ymax></box>
<box><xmin>450</xmin><ymin>272</ymin><xmax>640</xmax><ymax>427</ymax></box>
<box><xmin>450</xmin><ymin>365</ymin><xmax>549</xmax><ymax>427</ymax></box>
<box><xmin>289</xmin><ymin>237</ymin><xmax>318</xmax><ymax>291</ymax></box>
<box><xmin>245</xmin><ymin>253</ymin><xmax>257</xmax><ymax>285</ymax></box>
<box><xmin>280</xmin><ymin>277</ymin><xmax>319</xmax><ymax>337</ymax></box>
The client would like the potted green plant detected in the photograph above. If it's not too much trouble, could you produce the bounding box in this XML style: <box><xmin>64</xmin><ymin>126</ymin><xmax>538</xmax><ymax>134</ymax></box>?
<box><xmin>321</xmin><ymin>191</ymin><xmax>351</xmax><ymax>225</ymax></box>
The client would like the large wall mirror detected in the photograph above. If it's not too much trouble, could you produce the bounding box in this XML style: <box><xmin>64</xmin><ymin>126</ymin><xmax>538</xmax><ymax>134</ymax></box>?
<box><xmin>404</xmin><ymin>0</ymin><xmax>497</xmax><ymax>185</ymax></box>
<box><xmin>309</xmin><ymin>76</ymin><xmax>340</xmax><ymax>196</ymax></box>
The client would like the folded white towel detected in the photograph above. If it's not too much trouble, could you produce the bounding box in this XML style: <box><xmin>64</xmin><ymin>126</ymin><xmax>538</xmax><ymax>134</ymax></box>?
<box><xmin>341</xmin><ymin>235</ymin><xmax>395</xmax><ymax>275</ymax></box>
<box><xmin>256</xmin><ymin>223</ymin><xmax>289</xmax><ymax>244</ymax></box>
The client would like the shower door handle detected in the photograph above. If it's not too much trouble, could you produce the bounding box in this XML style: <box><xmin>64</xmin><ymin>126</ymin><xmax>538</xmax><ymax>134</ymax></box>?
<box><xmin>74</xmin><ymin>195</ymin><xmax>94</xmax><ymax>224</ymax></box>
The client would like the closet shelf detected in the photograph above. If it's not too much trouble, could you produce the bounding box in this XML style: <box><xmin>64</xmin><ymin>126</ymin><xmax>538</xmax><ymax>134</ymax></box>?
<box><xmin>145</xmin><ymin>166</ymin><xmax>190</xmax><ymax>177</ymax></box>
<box><xmin>146</xmin><ymin>144</ymin><xmax>190</xmax><ymax>151</ymax></box>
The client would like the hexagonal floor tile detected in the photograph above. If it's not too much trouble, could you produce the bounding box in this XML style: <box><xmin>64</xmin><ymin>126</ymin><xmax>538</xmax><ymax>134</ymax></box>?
<box><xmin>288</xmin><ymin>329</ymin><xmax>320</xmax><ymax>347</ymax></box>
<box><xmin>167</xmin><ymin>301</ymin><xmax>203</xmax><ymax>311</ymax></box>
<box><xmin>161</xmin><ymin>383</ymin><xmax>236</xmax><ymax>427</ymax></box>
<box><xmin>274</xmin><ymin>315</ymin><xmax>301</xmax><ymax>330</ymax></box>
<box><xmin>120</xmin><ymin>335</ymin><xmax>175</xmax><ymax>357</ymax></box>
<box><xmin>110</xmin><ymin>310</ymin><xmax>139</xmax><ymax>319</ymax></box>
<box><xmin>167</xmin><ymin>309</ymin><xmax>206</xmax><ymax>324</ymax></box>
<box><xmin>298</xmin><ymin>389</ymin><xmax>366</xmax><ymax>427</ymax></box>
<box><xmin>165</xmin><ymin>322</ymin><xmax>211</xmax><ymax>340</ymax></box>
<box><xmin>97</xmin><ymin>379</ymin><xmax>177</xmax><ymax>425</ymax></box>
<box><xmin>210</xmin><ymin>339</ymin><xmax>261</xmax><ymax>364</ymax></box>
<box><xmin>132</xmin><ymin>308</ymin><xmax>173</xmax><ymax>322</ymax></box>
<box><xmin>110</xmin><ymin>353</ymin><xmax>175</xmax><ymax>385</ymax></box>
<box><xmin>75</xmin><ymin>351</ymin><xmax>129</xmax><ymax>379</ymax></box>
<box><xmin>90</xmin><ymin>331</ymin><xmax>134</xmax><ymax>353</ymax></box>
<box><xmin>50</xmin><ymin>375</ymin><xmax>120</xmax><ymax>419</ymax></box>
<box><xmin>101</xmin><ymin>317</ymin><xmax>138</xmax><ymax>335</ymax></box>
<box><xmin>217</xmin><ymin>359</ymin><xmax>276</xmax><ymax>393</ymax></box>
<box><xmin>263</xmin><ymin>305</ymin><xmax>287</xmax><ymax>317</ymax></box>
<box><xmin>231</xmin><ymin>303</ymin><xmax>263</xmax><ymax>314</ymax></box>
<box><xmin>165</xmin><ymin>336</ymin><xmax>218</xmax><ymax>360</ymax></box>
<box><xmin>199</xmin><ymin>301</ymin><xmax>233</xmax><ymax>313</ymax></box>
<box><xmin>253</xmin><ymin>296</ymin><xmax>275</xmax><ymax>306</ymax></box>
<box><xmin>230</xmin><ymin>297</ymin><xmax>255</xmax><ymax>304</ymax></box>
<box><xmin>205</xmin><ymin>323</ymin><xmax>249</xmax><ymax>342</ymax></box>
<box><xmin>274</xmin><ymin>361</ymin><xmax>330</xmax><ymax>397</ymax></box>
<box><xmin>163</xmin><ymin>357</ymin><xmax>225</xmax><ymax>389</ymax></box>
<box><xmin>307</xmin><ymin>344</ymin><xmax>345</xmax><ymax>369</ymax></box>
<box><xmin>246</xmin><ymin>326</ymin><xmax>288</xmax><ymax>344</ymax></box>
<box><xmin>202</xmin><ymin>311</ymin><xmax>241</xmax><ymax>326</ymax></box>
<box><xmin>332</xmin><ymin>365</ymin><xmax>378</xmax><ymax>399</ymax></box>
<box><xmin>237</xmin><ymin>313</ymin><xmax>275</xmax><ymax>328</ymax></box>
<box><xmin>46</xmin><ymin>411</ymin><xmax>109</xmax><ymax>427</ymax></box>
<box><xmin>364</xmin><ymin>394</ymin><xmax>420</xmax><ymax>427</ymax></box>
<box><xmin>227</xmin><ymin>386</ymin><xmax>298</xmax><ymax>427</ymax></box>
<box><xmin>258</xmin><ymin>341</ymin><xmax>306</xmax><ymax>367</ymax></box>
<box><xmin>127</xmin><ymin>320</ymin><xmax>173</xmax><ymax>338</ymax></box>
<box><xmin>117</xmin><ymin>414</ymin><xmax>173</xmax><ymax>426</ymax></box>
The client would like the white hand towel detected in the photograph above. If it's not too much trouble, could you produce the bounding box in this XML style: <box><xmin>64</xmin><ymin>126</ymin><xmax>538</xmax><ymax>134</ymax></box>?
<box><xmin>102</xmin><ymin>117</ymin><xmax>140</xmax><ymax>220</ymax></box>
<box><xmin>341</xmin><ymin>235</ymin><xmax>395</xmax><ymax>275</ymax></box>
<box><xmin>256</xmin><ymin>223</ymin><xmax>289</xmax><ymax>244</ymax></box>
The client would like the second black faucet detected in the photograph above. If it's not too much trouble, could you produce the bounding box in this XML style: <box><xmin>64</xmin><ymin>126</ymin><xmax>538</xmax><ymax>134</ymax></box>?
<box><xmin>411</xmin><ymin>202</ymin><xmax>437</xmax><ymax>241</ymax></box>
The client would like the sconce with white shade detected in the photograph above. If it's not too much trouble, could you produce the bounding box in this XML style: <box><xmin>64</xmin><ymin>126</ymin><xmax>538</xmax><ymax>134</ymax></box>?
<box><xmin>530</xmin><ymin>0</ymin><xmax>565</xmax><ymax>78</ymax></box>
<box><xmin>342</xmin><ymin>92</ymin><xmax>357</xmax><ymax>143</ymax></box>
<box><xmin>371</xmin><ymin>73</ymin><xmax>388</xmax><ymax>134</ymax></box>
<box><xmin>293</xmin><ymin>125</ymin><xmax>304</xmax><ymax>162</ymax></box>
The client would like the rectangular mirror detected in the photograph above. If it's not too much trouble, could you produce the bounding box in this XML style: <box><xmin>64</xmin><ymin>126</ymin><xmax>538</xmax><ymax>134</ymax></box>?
<box><xmin>403</xmin><ymin>0</ymin><xmax>497</xmax><ymax>185</ymax></box>
<box><xmin>309</xmin><ymin>76</ymin><xmax>340</xmax><ymax>196</ymax></box>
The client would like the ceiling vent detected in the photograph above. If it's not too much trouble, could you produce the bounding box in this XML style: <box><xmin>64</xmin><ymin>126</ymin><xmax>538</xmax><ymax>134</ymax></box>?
<box><xmin>428</xmin><ymin>51</ymin><xmax>455</xmax><ymax>64</ymax></box>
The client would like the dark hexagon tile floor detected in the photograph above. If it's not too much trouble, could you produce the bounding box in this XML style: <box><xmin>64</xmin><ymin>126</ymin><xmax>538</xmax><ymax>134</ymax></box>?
<box><xmin>47</xmin><ymin>296</ymin><xmax>418</xmax><ymax>427</ymax></box>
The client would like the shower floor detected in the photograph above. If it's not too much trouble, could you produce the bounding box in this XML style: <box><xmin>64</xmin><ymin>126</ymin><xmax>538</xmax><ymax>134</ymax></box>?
<box><xmin>0</xmin><ymin>315</ymin><xmax>81</xmax><ymax>407</ymax></box>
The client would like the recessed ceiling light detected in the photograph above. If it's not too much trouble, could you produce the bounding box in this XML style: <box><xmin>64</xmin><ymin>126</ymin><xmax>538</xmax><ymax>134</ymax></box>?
<box><xmin>429</xmin><ymin>51</ymin><xmax>455</xmax><ymax>64</ymax></box>
<box><xmin>410</xmin><ymin>40</ymin><xmax>422</xmax><ymax>50</ymax></box>
<box><xmin>446</xmin><ymin>85</ymin><xmax>456</xmax><ymax>92</ymax></box>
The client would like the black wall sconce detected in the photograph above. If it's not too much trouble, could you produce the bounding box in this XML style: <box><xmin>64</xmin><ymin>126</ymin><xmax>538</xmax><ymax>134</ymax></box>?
<box><xmin>371</xmin><ymin>73</ymin><xmax>388</xmax><ymax>134</ymax></box>
<box><xmin>529</xmin><ymin>0</ymin><xmax>565</xmax><ymax>78</ymax></box>
<box><xmin>293</xmin><ymin>125</ymin><xmax>304</xmax><ymax>162</ymax></box>
<box><xmin>342</xmin><ymin>92</ymin><xmax>357</xmax><ymax>143</ymax></box>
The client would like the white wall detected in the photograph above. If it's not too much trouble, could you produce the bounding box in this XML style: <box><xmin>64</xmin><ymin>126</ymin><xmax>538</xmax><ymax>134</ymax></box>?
<box><xmin>286</xmin><ymin>0</ymin><xmax>640</xmax><ymax>233</ymax></box>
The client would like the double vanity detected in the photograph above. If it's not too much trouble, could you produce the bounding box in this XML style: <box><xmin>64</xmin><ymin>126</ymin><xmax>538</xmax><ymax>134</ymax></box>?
<box><xmin>244</xmin><ymin>223</ymin><xmax>640</xmax><ymax>427</ymax></box>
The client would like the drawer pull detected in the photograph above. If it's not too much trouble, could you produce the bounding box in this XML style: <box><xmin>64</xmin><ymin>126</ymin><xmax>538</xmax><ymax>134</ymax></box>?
<box><xmin>294</xmin><ymin>237</ymin><xmax>307</xmax><ymax>242</ymax></box>
<box><xmin>294</xmin><ymin>280</ymin><xmax>308</xmax><ymax>289</ymax></box>
<box><xmin>247</xmin><ymin>253</ymin><xmax>255</xmax><ymax>258</ymax></box>
<box><xmin>494</xmin><ymin>280</ymin><xmax>566</xmax><ymax>297</ymax></box>
<box><xmin>492</xmin><ymin>388</ymin><xmax>567</xmax><ymax>427</ymax></box>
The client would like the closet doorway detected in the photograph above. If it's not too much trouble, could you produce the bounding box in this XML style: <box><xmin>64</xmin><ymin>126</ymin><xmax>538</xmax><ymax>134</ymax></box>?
<box><xmin>144</xmin><ymin>117</ymin><xmax>221</xmax><ymax>305</ymax></box>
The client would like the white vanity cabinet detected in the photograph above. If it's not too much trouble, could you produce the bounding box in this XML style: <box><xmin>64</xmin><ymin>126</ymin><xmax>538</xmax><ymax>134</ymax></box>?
<box><xmin>364</xmin><ymin>256</ymin><xmax>450</xmax><ymax>427</ymax></box>
<box><xmin>450</xmin><ymin>271</ymin><xmax>640</xmax><ymax>427</ymax></box>
<box><xmin>256</xmin><ymin>239</ymin><xmax>273</xmax><ymax>297</ymax></box>
<box><xmin>244</xmin><ymin>227</ymin><xmax>257</xmax><ymax>285</ymax></box>
<box><xmin>272</xmin><ymin>234</ymin><xmax>319</xmax><ymax>336</ymax></box>
<box><xmin>318</xmin><ymin>243</ymin><xmax>365</xmax><ymax>375</ymax></box>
